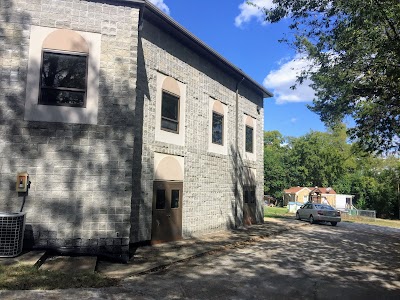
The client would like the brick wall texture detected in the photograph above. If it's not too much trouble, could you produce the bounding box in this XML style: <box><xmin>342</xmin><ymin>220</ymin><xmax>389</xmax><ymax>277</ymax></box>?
<box><xmin>0</xmin><ymin>0</ymin><xmax>265</xmax><ymax>259</ymax></box>
<box><xmin>131</xmin><ymin>19</ymin><xmax>265</xmax><ymax>242</ymax></box>
<box><xmin>0</xmin><ymin>0</ymin><xmax>140</xmax><ymax>260</ymax></box>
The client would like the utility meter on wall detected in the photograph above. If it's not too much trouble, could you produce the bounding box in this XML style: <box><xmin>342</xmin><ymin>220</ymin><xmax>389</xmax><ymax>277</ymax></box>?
<box><xmin>16</xmin><ymin>172</ymin><xmax>29</xmax><ymax>193</ymax></box>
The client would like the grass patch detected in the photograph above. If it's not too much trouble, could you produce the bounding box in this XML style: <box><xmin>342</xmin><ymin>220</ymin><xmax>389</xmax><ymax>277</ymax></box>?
<box><xmin>343</xmin><ymin>216</ymin><xmax>400</xmax><ymax>229</ymax></box>
<box><xmin>0</xmin><ymin>263</ymin><xmax>119</xmax><ymax>290</ymax></box>
<box><xmin>264</xmin><ymin>206</ymin><xmax>294</xmax><ymax>218</ymax></box>
<box><xmin>264</xmin><ymin>207</ymin><xmax>400</xmax><ymax>229</ymax></box>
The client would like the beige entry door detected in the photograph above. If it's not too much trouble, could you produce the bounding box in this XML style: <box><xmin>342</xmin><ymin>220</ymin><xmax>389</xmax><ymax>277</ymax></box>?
<box><xmin>151</xmin><ymin>181</ymin><xmax>183</xmax><ymax>244</ymax></box>
<box><xmin>243</xmin><ymin>186</ymin><xmax>257</xmax><ymax>225</ymax></box>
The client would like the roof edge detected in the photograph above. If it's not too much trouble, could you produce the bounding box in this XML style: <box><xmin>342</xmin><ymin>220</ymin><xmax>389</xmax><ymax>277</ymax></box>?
<box><xmin>90</xmin><ymin>0</ymin><xmax>145</xmax><ymax>7</ymax></box>
<box><xmin>143</xmin><ymin>1</ymin><xmax>273</xmax><ymax>98</ymax></box>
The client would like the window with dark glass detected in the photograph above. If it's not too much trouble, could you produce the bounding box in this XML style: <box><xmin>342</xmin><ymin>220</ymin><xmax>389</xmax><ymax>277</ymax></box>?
<box><xmin>39</xmin><ymin>51</ymin><xmax>87</xmax><ymax>107</ymax></box>
<box><xmin>212</xmin><ymin>111</ymin><xmax>223</xmax><ymax>145</ymax></box>
<box><xmin>250</xmin><ymin>190</ymin><xmax>256</xmax><ymax>203</ymax></box>
<box><xmin>156</xmin><ymin>189</ymin><xmax>166</xmax><ymax>209</ymax></box>
<box><xmin>161</xmin><ymin>92</ymin><xmax>179</xmax><ymax>133</ymax></box>
<box><xmin>245</xmin><ymin>125</ymin><xmax>254</xmax><ymax>153</ymax></box>
<box><xmin>244</xmin><ymin>190</ymin><xmax>250</xmax><ymax>203</ymax></box>
<box><xmin>171</xmin><ymin>190</ymin><xmax>180</xmax><ymax>208</ymax></box>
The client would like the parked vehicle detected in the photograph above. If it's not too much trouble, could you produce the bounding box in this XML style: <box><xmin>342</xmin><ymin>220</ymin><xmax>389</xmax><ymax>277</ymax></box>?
<box><xmin>296</xmin><ymin>202</ymin><xmax>341</xmax><ymax>226</ymax></box>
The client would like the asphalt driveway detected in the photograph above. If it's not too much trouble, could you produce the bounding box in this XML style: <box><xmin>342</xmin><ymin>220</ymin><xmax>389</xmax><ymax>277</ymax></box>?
<box><xmin>2</xmin><ymin>220</ymin><xmax>400</xmax><ymax>299</ymax></box>
<box><xmin>123</xmin><ymin>220</ymin><xmax>400</xmax><ymax>300</ymax></box>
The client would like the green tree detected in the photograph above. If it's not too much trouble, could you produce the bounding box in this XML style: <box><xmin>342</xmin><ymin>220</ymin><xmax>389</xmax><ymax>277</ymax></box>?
<box><xmin>263</xmin><ymin>131</ymin><xmax>290</xmax><ymax>199</ymax></box>
<box><xmin>263</xmin><ymin>129</ymin><xmax>400</xmax><ymax>218</ymax></box>
<box><xmin>264</xmin><ymin>130</ymin><xmax>285</xmax><ymax>146</ymax></box>
<box><xmin>370</xmin><ymin>155</ymin><xmax>400</xmax><ymax>218</ymax></box>
<box><xmin>261</xmin><ymin>0</ymin><xmax>400</xmax><ymax>153</ymax></box>
<box><xmin>287</xmin><ymin>130</ymin><xmax>347</xmax><ymax>187</ymax></box>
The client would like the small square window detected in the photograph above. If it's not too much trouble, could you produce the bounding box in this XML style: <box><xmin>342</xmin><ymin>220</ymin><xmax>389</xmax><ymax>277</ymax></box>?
<box><xmin>244</xmin><ymin>190</ymin><xmax>250</xmax><ymax>203</ymax></box>
<box><xmin>212</xmin><ymin>111</ymin><xmax>224</xmax><ymax>145</ymax></box>
<box><xmin>250</xmin><ymin>191</ymin><xmax>256</xmax><ymax>203</ymax></box>
<box><xmin>245</xmin><ymin>125</ymin><xmax>254</xmax><ymax>153</ymax></box>
<box><xmin>171</xmin><ymin>190</ymin><xmax>180</xmax><ymax>209</ymax></box>
<box><xmin>244</xmin><ymin>187</ymin><xmax>256</xmax><ymax>204</ymax></box>
<box><xmin>40</xmin><ymin>51</ymin><xmax>87</xmax><ymax>107</ymax></box>
<box><xmin>161</xmin><ymin>92</ymin><xmax>179</xmax><ymax>133</ymax></box>
<box><xmin>156</xmin><ymin>189</ymin><xmax>166</xmax><ymax>209</ymax></box>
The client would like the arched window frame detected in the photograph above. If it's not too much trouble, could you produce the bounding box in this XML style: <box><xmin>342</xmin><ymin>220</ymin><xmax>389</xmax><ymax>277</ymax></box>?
<box><xmin>155</xmin><ymin>73</ymin><xmax>186</xmax><ymax>146</ymax></box>
<box><xmin>244</xmin><ymin>114</ymin><xmax>256</xmax><ymax>161</ymax></box>
<box><xmin>24</xmin><ymin>26</ymin><xmax>101</xmax><ymax>124</ymax></box>
<box><xmin>211</xmin><ymin>100</ymin><xmax>225</xmax><ymax>146</ymax></box>
<box><xmin>160</xmin><ymin>76</ymin><xmax>181</xmax><ymax>134</ymax></box>
<box><xmin>38</xmin><ymin>29</ymin><xmax>90</xmax><ymax>108</ymax></box>
<box><xmin>208</xmin><ymin>98</ymin><xmax>228</xmax><ymax>155</ymax></box>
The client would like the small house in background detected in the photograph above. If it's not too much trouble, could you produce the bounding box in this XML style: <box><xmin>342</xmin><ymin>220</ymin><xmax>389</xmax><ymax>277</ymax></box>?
<box><xmin>283</xmin><ymin>186</ymin><xmax>337</xmax><ymax>207</ymax></box>
<box><xmin>283</xmin><ymin>187</ymin><xmax>312</xmax><ymax>206</ymax></box>
<box><xmin>308</xmin><ymin>187</ymin><xmax>337</xmax><ymax>207</ymax></box>
<box><xmin>335</xmin><ymin>194</ymin><xmax>355</xmax><ymax>210</ymax></box>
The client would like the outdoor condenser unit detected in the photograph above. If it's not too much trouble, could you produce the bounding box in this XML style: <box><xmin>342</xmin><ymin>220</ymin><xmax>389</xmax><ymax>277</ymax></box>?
<box><xmin>0</xmin><ymin>212</ymin><xmax>26</xmax><ymax>257</ymax></box>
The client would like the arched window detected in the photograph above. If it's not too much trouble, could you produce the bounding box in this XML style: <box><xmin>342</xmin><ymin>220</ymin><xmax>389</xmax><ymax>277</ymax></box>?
<box><xmin>25</xmin><ymin>26</ymin><xmax>101</xmax><ymax>124</ymax></box>
<box><xmin>211</xmin><ymin>100</ymin><xmax>224</xmax><ymax>145</ymax></box>
<box><xmin>161</xmin><ymin>77</ymin><xmax>180</xmax><ymax>133</ymax></box>
<box><xmin>40</xmin><ymin>29</ymin><xmax>89</xmax><ymax>107</ymax></box>
<box><xmin>245</xmin><ymin>115</ymin><xmax>254</xmax><ymax>153</ymax></box>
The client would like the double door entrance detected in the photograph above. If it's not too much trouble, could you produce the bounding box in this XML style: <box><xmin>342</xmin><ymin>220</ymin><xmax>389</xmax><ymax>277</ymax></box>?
<box><xmin>243</xmin><ymin>186</ymin><xmax>257</xmax><ymax>225</ymax></box>
<box><xmin>151</xmin><ymin>181</ymin><xmax>183</xmax><ymax>244</ymax></box>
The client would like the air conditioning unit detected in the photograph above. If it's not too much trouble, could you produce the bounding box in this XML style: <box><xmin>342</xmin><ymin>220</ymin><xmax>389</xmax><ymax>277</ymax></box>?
<box><xmin>0</xmin><ymin>212</ymin><xmax>26</xmax><ymax>257</ymax></box>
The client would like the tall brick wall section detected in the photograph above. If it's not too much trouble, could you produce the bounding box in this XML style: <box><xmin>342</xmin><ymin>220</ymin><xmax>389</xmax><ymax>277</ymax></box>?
<box><xmin>131</xmin><ymin>20</ymin><xmax>265</xmax><ymax>242</ymax></box>
<box><xmin>0</xmin><ymin>0</ymin><xmax>140</xmax><ymax>260</ymax></box>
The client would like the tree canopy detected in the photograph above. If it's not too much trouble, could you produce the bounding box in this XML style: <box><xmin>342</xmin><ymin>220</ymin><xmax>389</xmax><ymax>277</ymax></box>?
<box><xmin>264</xmin><ymin>128</ymin><xmax>400</xmax><ymax>219</ymax></box>
<box><xmin>262</xmin><ymin>0</ymin><xmax>400</xmax><ymax>153</ymax></box>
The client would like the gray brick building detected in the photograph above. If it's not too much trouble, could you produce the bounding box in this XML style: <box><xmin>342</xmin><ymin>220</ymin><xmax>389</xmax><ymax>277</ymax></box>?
<box><xmin>0</xmin><ymin>0</ymin><xmax>272</xmax><ymax>260</ymax></box>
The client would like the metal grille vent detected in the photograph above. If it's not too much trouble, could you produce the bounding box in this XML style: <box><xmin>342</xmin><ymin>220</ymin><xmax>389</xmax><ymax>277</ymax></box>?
<box><xmin>0</xmin><ymin>212</ymin><xmax>26</xmax><ymax>257</ymax></box>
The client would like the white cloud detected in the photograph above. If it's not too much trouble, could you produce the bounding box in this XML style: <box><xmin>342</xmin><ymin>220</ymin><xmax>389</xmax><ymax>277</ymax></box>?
<box><xmin>149</xmin><ymin>0</ymin><xmax>170</xmax><ymax>15</ymax></box>
<box><xmin>290</xmin><ymin>118</ymin><xmax>298</xmax><ymax>123</ymax></box>
<box><xmin>263</xmin><ymin>54</ymin><xmax>317</xmax><ymax>104</ymax></box>
<box><xmin>235</xmin><ymin>0</ymin><xmax>275</xmax><ymax>27</ymax></box>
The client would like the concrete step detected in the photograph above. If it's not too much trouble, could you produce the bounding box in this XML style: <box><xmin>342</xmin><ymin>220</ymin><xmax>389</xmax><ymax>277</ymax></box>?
<box><xmin>0</xmin><ymin>250</ymin><xmax>46</xmax><ymax>267</ymax></box>
<box><xmin>39</xmin><ymin>256</ymin><xmax>97</xmax><ymax>273</ymax></box>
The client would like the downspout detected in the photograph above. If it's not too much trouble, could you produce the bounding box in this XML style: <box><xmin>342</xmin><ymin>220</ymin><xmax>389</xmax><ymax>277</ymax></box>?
<box><xmin>138</xmin><ymin>1</ymin><xmax>145</xmax><ymax>31</ymax></box>
<box><xmin>234</xmin><ymin>77</ymin><xmax>245</xmax><ymax>228</ymax></box>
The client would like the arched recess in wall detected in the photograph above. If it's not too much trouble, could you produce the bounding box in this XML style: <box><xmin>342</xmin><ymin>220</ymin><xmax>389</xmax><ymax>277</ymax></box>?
<box><xmin>154</xmin><ymin>156</ymin><xmax>184</xmax><ymax>181</ymax></box>
<box><xmin>245</xmin><ymin>115</ymin><xmax>254</xmax><ymax>128</ymax></box>
<box><xmin>162</xmin><ymin>76</ymin><xmax>180</xmax><ymax>96</ymax></box>
<box><xmin>212</xmin><ymin>100</ymin><xmax>224</xmax><ymax>115</ymax></box>
<box><xmin>43</xmin><ymin>29</ymin><xmax>89</xmax><ymax>52</ymax></box>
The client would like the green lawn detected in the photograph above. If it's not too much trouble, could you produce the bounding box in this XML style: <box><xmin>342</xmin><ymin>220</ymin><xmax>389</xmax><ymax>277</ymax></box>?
<box><xmin>0</xmin><ymin>264</ymin><xmax>118</xmax><ymax>290</ymax></box>
<box><xmin>342</xmin><ymin>216</ymin><xmax>400</xmax><ymax>229</ymax></box>
<box><xmin>264</xmin><ymin>206</ymin><xmax>294</xmax><ymax>218</ymax></box>
<box><xmin>264</xmin><ymin>206</ymin><xmax>400</xmax><ymax>229</ymax></box>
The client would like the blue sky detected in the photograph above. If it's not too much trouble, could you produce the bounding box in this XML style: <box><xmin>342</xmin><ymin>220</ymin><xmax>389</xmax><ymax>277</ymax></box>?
<box><xmin>149</xmin><ymin>0</ymin><xmax>328</xmax><ymax>138</ymax></box>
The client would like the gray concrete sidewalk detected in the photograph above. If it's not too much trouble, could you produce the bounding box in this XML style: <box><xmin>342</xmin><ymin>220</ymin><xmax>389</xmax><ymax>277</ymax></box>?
<box><xmin>1</xmin><ymin>217</ymin><xmax>303</xmax><ymax>277</ymax></box>
<box><xmin>97</xmin><ymin>217</ymin><xmax>305</xmax><ymax>278</ymax></box>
